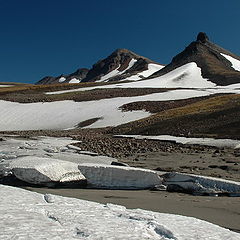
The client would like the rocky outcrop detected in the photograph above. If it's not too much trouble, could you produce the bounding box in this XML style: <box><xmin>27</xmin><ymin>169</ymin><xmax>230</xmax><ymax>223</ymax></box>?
<box><xmin>197</xmin><ymin>32</ymin><xmax>209</xmax><ymax>43</ymax></box>
<box><xmin>36</xmin><ymin>68</ymin><xmax>89</xmax><ymax>85</ymax></box>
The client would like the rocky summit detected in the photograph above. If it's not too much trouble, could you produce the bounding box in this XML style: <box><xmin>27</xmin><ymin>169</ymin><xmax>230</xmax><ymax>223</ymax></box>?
<box><xmin>150</xmin><ymin>32</ymin><xmax>240</xmax><ymax>85</ymax></box>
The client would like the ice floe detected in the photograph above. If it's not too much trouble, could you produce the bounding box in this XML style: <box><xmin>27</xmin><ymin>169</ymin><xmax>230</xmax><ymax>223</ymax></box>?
<box><xmin>0</xmin><ymin>184</ymin><xmax>239</xmax><ymax>239</ymax></box>
<box><xmin>162</xmin><ymin>172</ymin><xmax>240</xmax><ymax>196</ymax></box>
<box><xmin>0</xmin><ymin>136</ymin><xmax>115</xmax><ymax>177</ymax></box>
<box><xmin>78</xmin><ymin>163</ymin><xmax>162</xmax><ymax>189</ymax></box>
<box><xmin>10</xmin><ymin>156</ymin><xmax>86</xmax><ymax>186</ymax></box>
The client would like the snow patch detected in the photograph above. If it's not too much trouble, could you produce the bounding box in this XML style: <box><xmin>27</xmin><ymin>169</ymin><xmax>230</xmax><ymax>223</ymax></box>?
<box><xmin>220</xmin><ymin>53</ymin><xmax>240</xmax><ymax>71</ymax></box>
<box><xmin>97</xmin><ymin>58</ymin><xmax>137</xmax><ymax>82</ymax></box>
<box><xmin>116</xmin><ymin>135</ymin><xmax>240</xmax><ymax>149</ymax></box>
<box><xmin>69</xmin><ymin>78</ymin><xmax>80</xmax><ymax>83</ymax></box>
<box><xmin>58</xmin><ymin>77</ymin><xmax>66</xmax><ymax>83</ymax></box>
<box><xmin>125</xmin><ymin>63</ymin><xmax>164</xmax><ymax>81</ymax></box>
<box><xmin>0</xmin><ymin>84</ymin><xmax>14</xmax><ymax>87</ymax></box>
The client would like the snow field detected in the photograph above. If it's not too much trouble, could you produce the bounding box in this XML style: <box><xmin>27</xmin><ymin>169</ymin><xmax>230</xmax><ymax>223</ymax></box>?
<box><xmin>0</xmin><ymin>184</ymin><xmax>239</xmax><ymax>240</ymax></box>
<box><xmin>0</xmin><ymin>88</ymin><xmax>220</xmax><ymax>131</ymax></box>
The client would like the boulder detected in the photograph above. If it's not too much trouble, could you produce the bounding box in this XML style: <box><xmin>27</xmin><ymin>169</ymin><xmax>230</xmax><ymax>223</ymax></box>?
<box><xmin>10</xmin><ymin>156</ymin><xmax>86</xmax><ymax>187</ymax></box>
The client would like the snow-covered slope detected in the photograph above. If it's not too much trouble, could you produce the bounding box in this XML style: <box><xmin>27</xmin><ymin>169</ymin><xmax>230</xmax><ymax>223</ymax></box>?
<box><xmin>1</xmin><ymin>184</ymin><xmax>239</xmax><ymax>240</ymax></box>
<box><xmin>97</xmin><ymin>58</ymin><xmax>138</xmax><ymax>82</ymax></box>
<box><xmin>220</xmin><ymin>53</ymin><xmax>240</xmax><ymax>71</ymax></box>
<box><xmin>125</xmin><ymin>63</ymin><xmax>164</xmax><ymax>81</ymax></box>
<box><xmin>0</xmin><ymin>89</ymin><xmax>218</xmax><ymax>131</ymax></box>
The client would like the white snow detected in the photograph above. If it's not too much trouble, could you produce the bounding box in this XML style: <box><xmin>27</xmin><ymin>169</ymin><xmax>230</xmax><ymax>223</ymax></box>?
<box><xmin>78</xmin><ymin>163</ymin><xmax>162</xmax><ymax>189</ymax></box>
<box><xmin>0</xmin><ymin>84</ymin><xmax>13</xmax><ymax>87</ymax></box>
<box><xmin>69</xmin><ymin>78</ymin><xmax>80</xmax><ymax>83</ymax></box>
<box><xmin>97</xmin><ymin>58</ymin><xmax>137</xmax><ymax>82</ymax></box>
<box><xmin>163</xmin><ymin>172</ymin><xmax>240</xmax><ymax>195</ymax></box>
<box><xmin>116</xmin><ymin>135</ymin><xmax>240</xmax><ymax>149</ymax></box>
<box><xmin>0</xmin><ymin>89</ymin><xmax>216</xmax><ymax>131</ymax></box>
<box><xmin>10</xmin><ymin>156</ymin><xmax>86</xmax><ymax>185</ymax></box>
<box><xmin>58</xmin><ymin>76</ymin><xmax>66</xmax><ymax>83</ymax></box>
<box><xmin>221</xmin><ymin>53</ymin><xmax>240</xmax><ymax>71</ymax></box>
<box><xmin>125</xmin><ymin>63</ymin><xmax>164</xmax><ymax>81</ymax></box>
<box><xmin>0</xmin><ymin>184</ymin><xmax>239</xmax><ymax>240</ymax></box>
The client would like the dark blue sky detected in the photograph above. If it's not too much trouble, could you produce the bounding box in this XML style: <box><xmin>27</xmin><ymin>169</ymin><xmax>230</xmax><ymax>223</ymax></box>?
<box><xmin>0</xmin><ymin>0</ymin><xmax>239</xmax><ymax>83</ymax></box>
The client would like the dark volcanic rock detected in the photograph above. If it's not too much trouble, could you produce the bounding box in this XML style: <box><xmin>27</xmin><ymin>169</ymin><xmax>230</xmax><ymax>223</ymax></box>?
<box><xmin>150</xmin><ymin>32</ymin><xmax>240</xmax><ymax>85</ymax></box>
<box><xmin>197</xmin><ymin>32</ymin><xmax>209</xmax><ymax>43</ymax></box>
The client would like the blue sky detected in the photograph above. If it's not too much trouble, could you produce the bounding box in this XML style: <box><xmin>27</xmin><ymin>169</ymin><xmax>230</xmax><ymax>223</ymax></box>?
<box><xmin>0</xmin><ymin>0</ymin><xmax>239</xmax><ymax>83</ymax></box>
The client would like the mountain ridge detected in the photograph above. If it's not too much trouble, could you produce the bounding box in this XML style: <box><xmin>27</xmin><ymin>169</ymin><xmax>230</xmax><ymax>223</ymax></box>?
<box><xmin>149</xmin><ymin>32</ymin><xmax>240</xmax><ymax>85</ymax></box>
<box><xmin>36</xmin><ymin>48</ymin><xmax>163</xmax><ymax>85</ymax></box>
<box><xmin>36</xmin><ymin>32</ymin><xmax>240</xmax><ymax>86</ymax></box>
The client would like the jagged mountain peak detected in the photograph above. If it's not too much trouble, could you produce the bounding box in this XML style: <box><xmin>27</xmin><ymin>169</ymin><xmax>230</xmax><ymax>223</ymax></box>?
<box><xmin>150</xmin><ymin>32</ymin><xmax>240</xmax><ymax>85</ymax></box>
<box><xmin>196</xmin><ymin>32</ymin><xmax>209</xmax><ymax>43</ymax></box>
